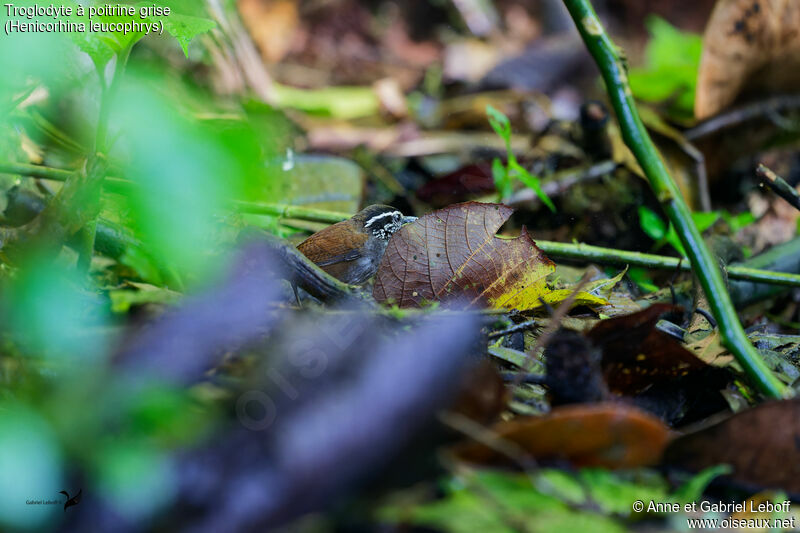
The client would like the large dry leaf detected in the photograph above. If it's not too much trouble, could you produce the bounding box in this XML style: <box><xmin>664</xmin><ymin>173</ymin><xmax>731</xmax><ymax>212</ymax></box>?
<box><xmin>452</xmin><ymin>403</ymin><xmax>672</xmax><ymax>469</ymax></box>
<box><xmin>665</xmin><ymin>399</ymin><xmax>800</xmax><ymax>495</ymax></box>
<box><xmin>695</xmin><ymin>0</ymin><xmax>800</xmax><ymax>119</ymax></box>
<box><xmin>373</xmin><ymin>202</ymin><xmax>606</xmax><ymax>310</ymax></box>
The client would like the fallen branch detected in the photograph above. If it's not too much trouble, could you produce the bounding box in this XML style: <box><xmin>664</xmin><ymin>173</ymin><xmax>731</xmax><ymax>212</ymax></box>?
<box><xmin>756</xmin><ymin>163</ymin><xmax>800</xmax><ymax>212</ymax></box>
<box><xmin>562</xmin><ymin>0</ymin><xmax>789</xmax><ymax>398</ymax></box>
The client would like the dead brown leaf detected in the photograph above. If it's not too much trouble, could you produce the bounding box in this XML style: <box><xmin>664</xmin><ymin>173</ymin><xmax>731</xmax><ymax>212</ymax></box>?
<box><xmin>452</xmin><ymin>403</ymin><xmax>672</xmax><ymax>469</ymax></box>
<box><xmin>695</xmin><ymin>0</ymin><xmax>800</xmax><ymax>119</ymax></box>
<box><xmin>665</xmin><ymin>399</ymin><xmax>800</xmax><ymax>495</ymax></box>
<box><xmin>373</xmin><ymin>202</ymin><xmax>606</xmax><ymax>310</ymax></box>
<box><xmin>587</xmin><ymin>305</ymin><xmax>712</xmax><ymax>394</ymax></box>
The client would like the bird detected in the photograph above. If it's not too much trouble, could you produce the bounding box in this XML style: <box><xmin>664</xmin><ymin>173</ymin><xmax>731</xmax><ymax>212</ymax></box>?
<box><xmin>297</xmin><ymin>204</ymin><xmax>417</xmax><ymax>285</ymax></box>
<box><xmin>59</xmin><ymin>489</ymin><xmax>81</xmax><ymax>512</ymax></box>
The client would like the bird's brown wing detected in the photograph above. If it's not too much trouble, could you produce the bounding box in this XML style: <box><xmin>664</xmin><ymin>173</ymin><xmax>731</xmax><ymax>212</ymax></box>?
<box><xmin>296</xmin><ymin>220</ymin><xmax>368</xmax><ymax>266</ymax></box>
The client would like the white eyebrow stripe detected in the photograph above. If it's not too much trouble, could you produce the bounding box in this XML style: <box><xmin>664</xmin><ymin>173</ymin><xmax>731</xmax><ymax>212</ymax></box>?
<box><xmin>365</xmin><ymin>211</ymin><xmax>401</xmax><ymax>228</ymax></box>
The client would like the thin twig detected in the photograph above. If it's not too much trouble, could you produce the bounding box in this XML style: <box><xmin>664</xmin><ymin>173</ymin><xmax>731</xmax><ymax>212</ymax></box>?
<box><xmin>488</xmin><ymin>319</ymin><xmax>538</xmax><ymax>340</ymax></box>
<box><xmin>563</xmin><ymin>0</ymin><xmax>789</xmax><ymax>398</ymax></box>
<box><xmin>685</xmin><ymin>95</ymin><xmax>800</xmax><ymax>141</ymax></box>
<box><xmin>507</xmin><ymin>159</ymin><xmax>618</xmax><ymax>206</ymax></box>
<box><xmin>756</xmin><ymin>163</ymin><xmax>800</xmax><ymax>212</ymax></box>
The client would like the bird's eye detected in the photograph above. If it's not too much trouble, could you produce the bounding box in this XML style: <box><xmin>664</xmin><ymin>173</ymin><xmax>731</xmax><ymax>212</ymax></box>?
<box><xmin>393</xmin><ymin>213</ymin><xmax>400</xmax><ymax>222</ymax></box>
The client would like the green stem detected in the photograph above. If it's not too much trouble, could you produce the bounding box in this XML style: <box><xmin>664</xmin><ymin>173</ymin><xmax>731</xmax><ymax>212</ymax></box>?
<box><xmin>7</xmin><ymin>162</ymin><xmax>800</xmax><ymax>288</ymax></box>
<box><xmin>232</xmin><ymin>202</ymin><xmax>800</xmax><ymax>288</ymax></box>
<box><xmin>230</xmin><ymin>201</ymin><xmax>351</xmax><ymax>224</ymax></box>
<box><xmin>562</xmin><ymin>0</ymin><xmax>789</xmax><ymax>398</ymax></box>
<box><xmin>79</xmin><ymin>47</ymin><xmax>133</xmax><ymax>273</ymax></box>
<box><xmin>0</xmin><ymin>162</ymin><xmax>74</xmax><ymax>181</ymax></box>
<box><xmin>536</xmin><ymin>240</ymin><xmax>800</xmax><ymax>287</ymax></box>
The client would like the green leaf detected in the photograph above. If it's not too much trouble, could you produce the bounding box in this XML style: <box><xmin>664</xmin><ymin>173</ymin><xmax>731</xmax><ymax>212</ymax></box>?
<box><xmin>721</xmin><ymin>210</ymin><xmax>756</xmax><ymax>232</ymax></box>
<box><xmin>583</xmin><ymin>268</ymin><xmax>627</xmax><ymax>298</ymax></box>
<box><xmin>628</xmin><ymin>16</ymin><xmax>702</xmax><ymax>117</ymax></box>
<box><xmin>638</xmin><ymin>206</ymin><xmax>667</xmax><ymax>241</ymax></box>
<box><xmin>161</xmin><ymin>13</ymin><xmax>216</xmax><ymax>57</ymax></box>
<box><xmin>0</xmin><ymin>409</ymin><xmax>63</xmax><ymax>531</ymax></box>
<box><xmin>3</xmin><ymin>254</ymin><xmax>110</xmax><ymax>362</ymax></box>
<box><xmin>380</xmin><ymin>469</ymin><xmax>628</xmax><ymax>533</ymax></box>
<box><xmin>113</xmin><ymin>74</ymin><xmax>240</xmax><ymax>280</ymax></box>
<box><xmin>68</xmin><ymin>30</ymin><xmax>116</xmax><ymax>70</ymax></box>
<box><xmin>692</xmin><ymin>211</ymin><xmax>721</xmax><ymax>233</ymax></box>
<box><xmin>510</xmin><ymin>160</ymin><xmax>555</xmax><ymax>212</ymax></box>
<box><xmin>627</xmin><ymin>267</ymin><xmax>659</xmax><ymax>293</ymax></box>
<box><xmin>578</xmin><ymin>468</ymin><xmax>669</xmax><ymax>516</ymax></box>
<box><xmin>109</xmin><ymin>283</ymin><xmax>182</xmax><ymax>313</ymax></box>
<box><xmin>671</xmin><ymin>465</ymin><xmax>732</xmax><ymax>504</ymax></box>
<box><xmin>486</xmin><ymin>105</ymin><xmax>555</xmax><ymax>211</ymax></box>
<box><xmin>486</xmin><ymin>104</ymin><xmax>511</xmax><ymax>143</ymax></box>
<box><xmin>94</xmin><ymin>441</ymin><xmax>174</xmax><ymax>518</ymax></box>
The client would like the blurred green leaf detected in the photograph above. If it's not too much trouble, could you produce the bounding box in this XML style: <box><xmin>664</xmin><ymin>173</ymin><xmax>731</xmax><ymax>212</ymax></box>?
<box><xmin>639</xmin><ymin>207</ymin><xmax>723</xmax><ymax>257</ymax></box>
<box><xmin>3</xmin><ymin>255</ymin><xmax>110</xmax><ymax>362</ymax></box>
<box><xmin>161</xmin><ymin>13</ymin><xmax>216</xmax><ymax>57</ymax></box>
<box><xmin>0</xmin><ymin>7</ymin><xmax>73</xmax><ymax>102</ymax></box>
<box><xmin>272</xmin><ymin>84</ymin><xmax>379</xmax><ymax>119</ymax></box>
<box><xmin>486</xmin><ymin>104</ymin><xmax>511</xmax><ymax>144</ymax></box>
<box><xmin>578</xmin><ymin>468</ymin><xmax>669</xmax><ymax>516</ymax></box>
<box><xmin>672</xmin><ymin>465</ymin><xmax>732</xmax><ymax>504</ymax></box>
<box><xmin>109</xmin><ymin>283</ymin><xmax>182</xmax><ymax>313</ymax></box>
<box><xmin>94</xmin><ymin>441</ymin><xmax>174</xmax><ymax>520</ymax></box>
<box><xmin>126</xmin><ymin>384</ymin><xmax>216</xmax><ymax>446</ymax></box>
<box><xmin>0</xmin><ymin>408</ymin><xmax>63</xmax><ymax>531</ymax></box>
<box><xmin>627</xmin><ymin>267</ymin><xmax>659</xmax><ymax>293</ymax></box>
<box><xmin>628</xmin><ymin>16</ymin><xmax>702</xmax><ymax>118</ymax></box>
<box><xmin>113</xmin><ymin>73</ymin><xmax>247</xmax><ymax>280</ymax></box>
<box><xmin>721</xmin><ymin>211</ymin><xmax>756</xmax><ymax>233</ymax></box>
<box><xmin>380</xmin><ymin>470</ymin><xmax>627</xmax><ymax>533</ymax></box>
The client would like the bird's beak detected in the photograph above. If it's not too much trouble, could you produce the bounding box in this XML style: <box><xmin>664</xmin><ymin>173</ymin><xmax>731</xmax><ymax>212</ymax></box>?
<box><xmin>401</xmin><ymin>216</ymin><xmax>418</xmax><ymax>225</ymax></box>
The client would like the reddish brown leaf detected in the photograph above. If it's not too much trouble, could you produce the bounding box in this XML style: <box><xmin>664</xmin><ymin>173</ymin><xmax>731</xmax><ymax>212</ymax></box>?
<box><xmin>415</xmin><ymin>163</ymin><xmax>495</xmax><ymax>207</ymax></box>
<box><xmin>373</xmin><ymin>202</ymin><xmax>602</xmax><ymax>310</ymax></box>
<box><xmin>451</xmin><ymin>403</ymin><xmax>672</xmax><ymax>469</ymax></box>
<box><xmin>587</xmin><ymin>304</ymin><xmax>712</xmax><ymax>394</ymax></box>
<box><xmin>665</xmin><ymin>399</ymin><xmax>800</xmax><ymax>495</ymax></box>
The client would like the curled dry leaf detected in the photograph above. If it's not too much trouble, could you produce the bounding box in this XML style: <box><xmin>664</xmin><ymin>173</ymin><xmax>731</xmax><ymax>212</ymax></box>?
<box><xmin>451</xmin><ymin>403</ymin><xmax>672</xmax><ymax>469</ymax></box>
<box><xmin>373</xmin><ymin>202</ymin><xmax>607</xmax><ymax>310</ymax></box>
<box><xmin>695</xmin><ymin>0</ymin><xmax>800</xmax><ymax>119</ymax></box>
<box><xmin>665</xmin><ymin>399</ymin><xmax>800</xmax><ymax>495</ymax></box>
